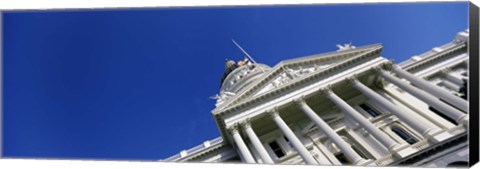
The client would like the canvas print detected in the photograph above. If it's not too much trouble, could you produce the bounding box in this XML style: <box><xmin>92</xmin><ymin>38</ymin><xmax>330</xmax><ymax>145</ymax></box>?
<box><xmin>1</xmin><ymin>2</ymin><xmax>474</xmax><ymax>168</ymax></box>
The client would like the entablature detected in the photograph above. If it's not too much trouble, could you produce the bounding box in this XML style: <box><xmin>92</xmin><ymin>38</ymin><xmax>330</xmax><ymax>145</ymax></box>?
<box><xmin>213</xmin><ymin>51</ymin><xmax>391</xmax><ymax>143</ymax></box>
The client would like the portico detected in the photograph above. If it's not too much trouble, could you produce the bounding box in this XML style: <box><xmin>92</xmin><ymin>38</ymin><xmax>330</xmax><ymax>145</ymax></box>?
<box><xmin>165</xmin><ymin>30</ymin><xmax>470</xmax><ymax>167</ymax></box>
<box><xmin>224</xmin><ymin>60</ymin><xmax>469</xmax><ymax>165</ymax></box>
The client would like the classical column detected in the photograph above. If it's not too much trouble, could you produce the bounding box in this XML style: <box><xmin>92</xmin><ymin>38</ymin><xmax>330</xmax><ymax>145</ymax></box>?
<box><xmin>390</xmin><ymin>65</ymin><xmax>468</xmax><ymax>112</ymax></box>
<box><xmin>350</xmin><ymin>78</ymin><xmax>440</xmax><ymax>136</ymax></box>
<box><xmin>296</xmin><ymin>99</ymin><xmax>365</xmax><ymax>164</ymax></box>
<box><xmin>321</xmin><ymin>89</ymin><xmax>400</xmax><ymax>151</ymax></box>
<box><xmin>229</xmin><ymin>126</ymin><xmax>256</xmax><ymax>163</ymax></box>
<box><xmin>269</xmin><ymin>110</ymin><xmax>318</xmax><ymax>165</ymax></box>
<box><xmin>243</xmin><ymin>121</ymin><xmax>275</xmax><ymax>164</ymax></box>
<box><xmin>378</xmin><ymin>69</ymin><xmax>468</xmax><ymax>125</ymax></box>
<box><xmin>440</xmin><ymin>80</ymin><xmax>461</xmax><ymax>92</ymax></box>
<box><xmin>440</xmin><ymin>68</ymin><xmax>464</xmax><ymax>86</ymax></box>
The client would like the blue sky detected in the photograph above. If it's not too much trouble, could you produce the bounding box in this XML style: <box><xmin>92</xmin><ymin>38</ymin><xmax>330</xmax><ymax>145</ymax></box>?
<box><xmin>2</xmin><ymin>2</ymin><xmax>468</xmax><ymax>160</ymax></box>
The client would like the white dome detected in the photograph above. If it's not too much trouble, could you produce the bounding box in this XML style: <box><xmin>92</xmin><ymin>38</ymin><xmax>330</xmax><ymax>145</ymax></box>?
<box><xmin>220</xmin><ymin>63</ymin><xmax>271</xmax><ymax>94</ymax></box>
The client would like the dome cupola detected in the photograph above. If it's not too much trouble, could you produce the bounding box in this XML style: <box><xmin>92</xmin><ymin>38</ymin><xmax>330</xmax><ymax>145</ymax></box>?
<box><xmin>215</xmin><ymin>57</ymin><xmax>271</xmax><ymax>106</ymax></box>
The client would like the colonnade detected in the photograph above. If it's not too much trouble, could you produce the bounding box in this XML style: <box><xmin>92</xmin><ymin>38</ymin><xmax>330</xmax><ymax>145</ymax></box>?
<box><xmin>226</xmin><ymin>64</ymin><xmax>467</xmax><ymax>165</ymax></box>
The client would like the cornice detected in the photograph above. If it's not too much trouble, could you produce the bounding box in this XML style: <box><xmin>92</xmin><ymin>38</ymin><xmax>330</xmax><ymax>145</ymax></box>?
<box><xmin>401</xmin><ymin>43</ymin><xmax>467</xmax><ymax>73</ymax></box>
<box><xmin>212</xmin><ymin>45</ymin><xmax>383</xmax><ymax>143</ymax></box>
<box><xmin>213</xmin><ymin>44</ymin><xmax>383</xmax><ymax>115</ymax></box>
<box><xmin>179</xmin><ymin>143</ymin><xmax>228</xmax><ymax>162</ymax></box>
<box><xmin>218</xmin><ymin>45</ymin><xmax>382</xmax><ymax>117</ymax></box>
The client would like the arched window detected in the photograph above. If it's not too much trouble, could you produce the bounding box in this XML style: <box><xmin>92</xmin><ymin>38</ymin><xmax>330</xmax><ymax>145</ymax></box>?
<box><xmin>391</xmin><ymin>126</ymin><xmax>418</xmax><ymax>145</ymax></box>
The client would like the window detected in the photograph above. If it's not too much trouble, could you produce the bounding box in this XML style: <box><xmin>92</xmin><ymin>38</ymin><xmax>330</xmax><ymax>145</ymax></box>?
<box><xmin>268</xmin><ymin>141</ymin><xmax>285</xmax><ymax>158</ymax></box>
<box><xmin>351</xmin><ymin>145</ymin><xmax>369</xmax><ymax>160</ymax></box>
<box><xmin>265</xmin><ymin>135</ymin><xmax>293</xmax><ymax>160</ymax></box>
<box><xmin>329</xmin><ymin>142</ymin><xmax>351</xmax><ymax>164</ymax></box>
<box><xmin>458</xmin><ymin>79</ymin><xmax>468</xmax><ymax>100</ymax></box>
<box><xmin>391</xmin><ymin>127</ymin><xmax>418</xmax><ymax>145</ymax></box>
<box><xmin>342</xmin><ymin>135</ymin><xmax>373</xmax><ymax>160</ymax></box>
<box><xmin>283</xmin><ymin>136</ymin><xmax>293</xmax><ymax>149</ymax></box>
<box><xmin>359</xmin><ymin>104</ymin><xmax>381</xmax><ymax>117</ymax></box>
<box><xmin>335</xmin><ymin>153</ymin><xmax>351</xmax><ymax>164</ymax></box>
<box><xmin>325</xmin><ymin>134</ymin><xmax>373</xmax><ymax>164</ymax></box>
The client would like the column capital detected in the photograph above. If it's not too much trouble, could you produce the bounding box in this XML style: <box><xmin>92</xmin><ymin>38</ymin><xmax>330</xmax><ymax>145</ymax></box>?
<box><xmin>346</xmin><ymin>76</ymin><xmax>360</xmax><ymax>86</ymax></box>
<box><xmin>227</xmin><ymin>124</ymin><xmax>240</xmax><ymax>134</ymax></box>
<box><xmin>381</xmin><ymin>61</ymin><xmax>396</xmax><ymax>71</ymax></box>
<box><xmin>293</xmin><ymin>97</ymin><xmax>307</xmax><ymax>105</ymax></box>
<box><xmin>267</xmin><ymin>109</ymin><xmax>280</xmax><ymax>119</ymax></box>
<box><xmin>370</xmin><ymin>66</ymin><xmax>384</xmax><ymax>74</ymax></box>
<box><xmin>295</xmin><ymin>98</ymin><xmax>311</xmax><ymax>111</ymax></box>
<box><xmin>241</xmin><ymin>118</ymin><xmax>253</xmax><ymax>129</ymax></box>
<box><xmin>318</xmin><ymin>88</ymin><xmax>333</xmax><ymax>97</ymax></box>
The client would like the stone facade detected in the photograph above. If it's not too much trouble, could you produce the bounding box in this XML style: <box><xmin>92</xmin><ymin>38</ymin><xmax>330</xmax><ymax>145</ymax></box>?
<box><xmin>163</xmin><ymin>29</ymin><xmax>470</xmax><ymax>167</ymax></box>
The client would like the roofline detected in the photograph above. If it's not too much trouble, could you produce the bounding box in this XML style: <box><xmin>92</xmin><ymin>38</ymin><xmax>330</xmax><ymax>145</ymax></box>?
<box><xmin>212</xmin><ymin>43</ymin><xmax>383</xmax><ymax>114</ymax></box>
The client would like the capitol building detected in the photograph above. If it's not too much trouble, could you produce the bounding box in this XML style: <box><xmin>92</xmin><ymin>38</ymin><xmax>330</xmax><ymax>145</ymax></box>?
<box><xmin>163</xmin><ymin>29</ymin><xmax>470</xmax><ymax>167</ymax></box>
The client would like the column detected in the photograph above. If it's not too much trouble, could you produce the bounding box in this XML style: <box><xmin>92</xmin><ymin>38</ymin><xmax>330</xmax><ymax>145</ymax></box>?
<box><xmin>440</xmin><ymin>69</ymin><xmax>464</xmax><ymax>86</ymax></box>
<box><xmin>390</xmin><ymin>65</ymin><xmax>468</xmax><ymax>112</ymax></box>
<box><xmin>269</xmin><ymin>110</ymin><xmax>318</xmax><ymax>165</ymax></box>
<box><xmin>378</xmin><ymin>69</ymin><xmax>468</xmax><ymax>125</ymax></box>
<box><xmin>243</xmin><ymin>121</ymin><xmax>275</xmax><ymax>164</ymax></box>
<box><xmin>441</xmin><ymin>80</ymin><xmax>461</xmax><ymax>92</ymax></box>
<box><xmin>296</xmin><ymin>100</ymin><xmax>365</xmax><ymax>164</ymax></box>
<box><xmin>321</xmin><ymin>89</ymin><xmax>400</xmax><ymax>151</ymax></box>
<box><xmin>229</xmin><ymin>126</ymin><xmax>256</xmax><ymax>163</ymax></box>
<box><xmin>351</xmin><ymin>78</ymin><xmax>440</xmax><ymax>136</ymax></box>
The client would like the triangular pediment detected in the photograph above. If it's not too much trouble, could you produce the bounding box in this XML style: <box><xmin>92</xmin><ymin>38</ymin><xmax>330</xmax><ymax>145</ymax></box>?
<box><xmin>213</xmin><ymin>44</ymin><xmax>383</xmax><ymax>114</ymax></box>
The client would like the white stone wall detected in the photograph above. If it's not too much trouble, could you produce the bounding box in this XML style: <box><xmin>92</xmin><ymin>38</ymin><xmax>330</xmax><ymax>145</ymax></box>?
<box><xmin>165</xmin><ymin>30</ymin><xmax>469</xmax><ymax>167</ymax></box>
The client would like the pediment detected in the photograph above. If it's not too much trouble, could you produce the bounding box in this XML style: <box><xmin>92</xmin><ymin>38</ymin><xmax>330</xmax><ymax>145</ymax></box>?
<box><xmin>213</xmin><ymin>44</ymin><xmax>383</xmax><ymax>114</ymax></box>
